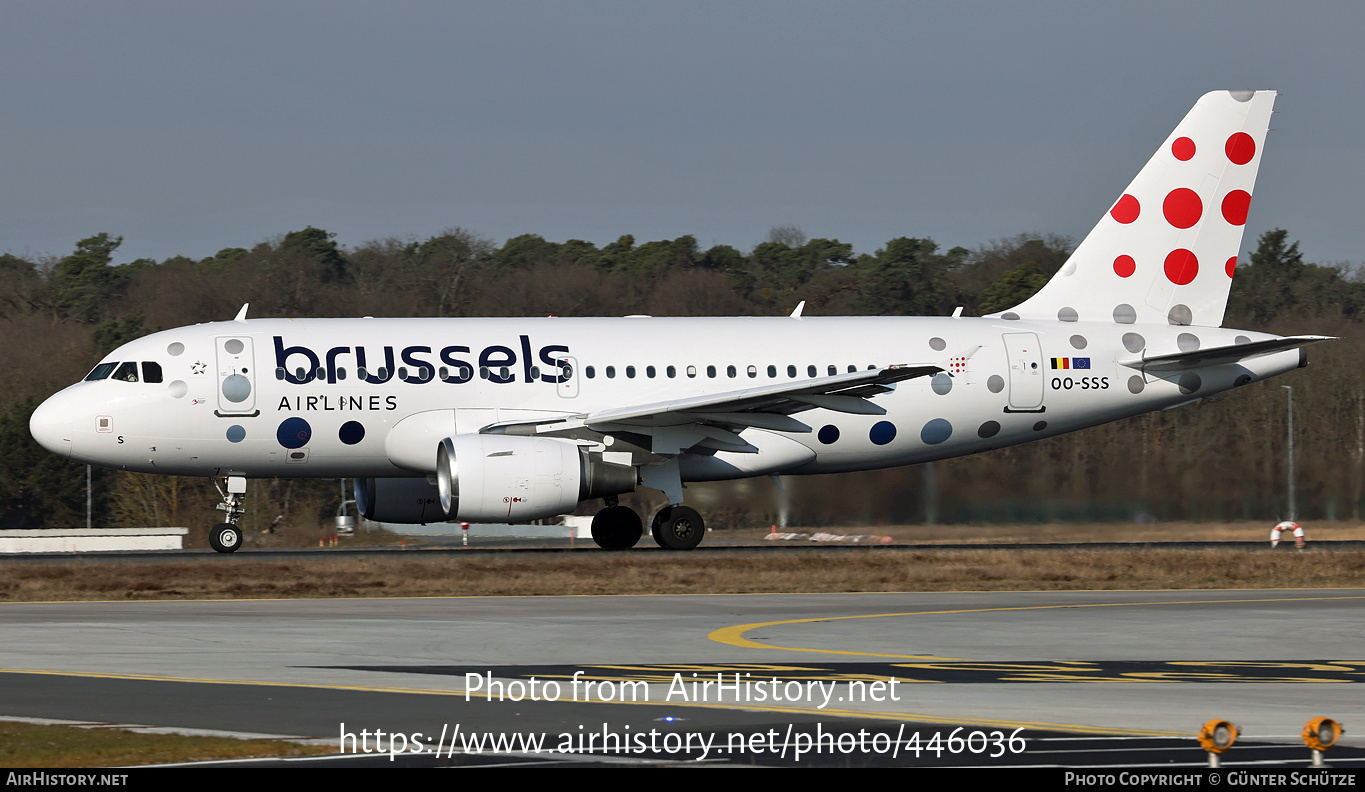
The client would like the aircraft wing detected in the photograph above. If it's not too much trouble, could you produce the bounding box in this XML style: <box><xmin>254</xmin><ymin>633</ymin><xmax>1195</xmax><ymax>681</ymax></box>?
<box><xmin>488</xmin><ymin>364</ymin><xmax>940</xmax><ymax>454</ymax></box>
<box><xmin>1119</xmin><ymin>335</ymin><xmax>1333</xmax><ymax>372</ymax></box>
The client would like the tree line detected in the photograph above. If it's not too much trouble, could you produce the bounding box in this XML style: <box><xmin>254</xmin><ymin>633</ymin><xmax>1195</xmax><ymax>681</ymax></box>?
<box><xmin>1</xmin><ymin>225</ymin><xmax>1361</xmax><ymax>533</ymax></box>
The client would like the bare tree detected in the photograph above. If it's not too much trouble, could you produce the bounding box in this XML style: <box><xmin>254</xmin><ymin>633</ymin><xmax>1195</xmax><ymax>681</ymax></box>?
<box><xmin>766</xmin><ymin>225</ymin><xmax>807</xmax><ymax>247</ymax></box>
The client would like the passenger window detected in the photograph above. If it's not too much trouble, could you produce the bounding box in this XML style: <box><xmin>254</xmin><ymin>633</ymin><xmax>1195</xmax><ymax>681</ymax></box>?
<box><xmin>707</xmin><ymin>365</ymin><xmax>716</xmax><ymax>378</ymax></box>
<box><xmin>275</xmin><ymin>367</ymin><xmax>286</xmax><ymax>381</ymax></box>
<box><xmin>747</xmin><ymin>365</ymin><xmax>757</xmax><ymax>378</ymax></box>
<box><xmin>479</xmin><ymin>366</ymin><xmax>490</xmax><ymax>380</ymax></box>
<box><xmin>586</xmin><ymin>366</ymin><xmax>596</xmax><ymax>379</ymax></box>
<box><xmin>85</xmin><ymin>362</ymin><xmax>118</xmax><ymax>381</ymax></box>
<box><xmin>626</xmin><ymin>366</ymin><xmax>636</xmax><ymax>378</ymax></box>
<box><xmin>647</xmin><ymin>365</ymin><xmax>656</xmax><ymax>378</ymax></box>
<box><xmin>316</xmin><ymin>367</ymin><xmax>326</xmax><ymax>380</ymax></box>
<box><xmin>847</xmin><ymin>365</ymin><xmax>856</xmax><ymax>373</ymax></box>
<box><xmin>686</xmin><ymin>366</ymin><xmax>696</xmax><ymax>378</ymax></box>
<box><xmin>807</xmin><ymin>365</ymin><xmax>816</xmax><ymax>378</ymax></box>
<box><xmin>666</xmin><ymin>365</ymin><xmax>676</xmax><ymax>378</ymax></box>
<box><xmin>828</xmin><ymin>365</ymin><xmax>837</xmax><ymax>376</ymax></box>
<box><xmin>606</xmin><ymin>366</ymin><xmax>616</xmax><ymax>379</ymax></box>
<box><xmin>113</xmin><ymin>362</ymin><xmax>139</xmax><ymax>382</ymax></box>
<box><xmin>787</xmin><ymin>365</ymin><xmax>796</xmax><ymax>378</ymax></box>
<box><xmin>767</xmin><ymin>365</ymin><xmax>777</xmax><ymax>378</ymax></box>
<box><xmin>141</xmin><ymin>362</ymin><xmax>164</xmax><ymax>383</ymax></box>
<box><xmin>530</xmin><ymin>366</ymin><xmax>540</xmax><ymax>380</ymax></box>
<box><xmin>727</xmin><ymin>365</ymin><xmax>737</xmax><ymax>378</ymax></box>
<box><xmin>357</xmin><ymin>366</ymin><xmax>368</xmax><ymax>379</ymax></box>
<box><xmin>398</xmin><ymin>367</ymin><xmax>409</xmax><ymax>381</ymax></box>
<box><xmin>438</xmin><ymin>366</ymin><xmax>448</xmax><ymax>380</ymax></box>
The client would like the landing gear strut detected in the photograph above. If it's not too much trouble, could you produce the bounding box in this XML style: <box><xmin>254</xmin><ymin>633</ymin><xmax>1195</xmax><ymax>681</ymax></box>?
<box><xmin>210</xmin><ymin>476</ymin><xmax>247</xmax><ymax>554</ymax></box>
<box><xmin>651</xmin><ymin>505</ymin><xmax>705</xmax><ymax>550</ymax></box>
<box><xmin>590</xmin><ymin>498</ymin><xmax>642</xmax><ymax>550</ymax></box>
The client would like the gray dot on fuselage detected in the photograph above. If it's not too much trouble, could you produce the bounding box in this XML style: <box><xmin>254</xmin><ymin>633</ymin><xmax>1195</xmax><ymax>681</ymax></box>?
<box><xmin>987</xmin><ymin>374</ymin><xmax>1005</xmax><ymax>393</ymax></box>
<box><xmin>1168</xmin><ymin>304</ymin><xmax>1192</xmax><ymax>326</ymax></box>
<box><xmin>1128</xmin><ymin>375</ymin><xmax>1144</xmax><ymax>394</ymax></box>
<box><xmin>1122</xmin><ymin>333</ymin><xmax>1145</xmax><ymax>353</ymax></box>
<box><xmin>221</xmin><ymin>374</ymin><xmax>251</xmax><ymax>403</ymax></box>
<box><xmin>1178</xmin><ymin>372</ymin><xmax>1202</xmax><ymax>394</ymax></box>
<box><xmin>929</xmin><ymin>337</ymin><xmax>946</xmax><ymax>351</ymax></box>
<box><xmin>1177</xmin><ymin>333</ymin><xmax>1200</xmax><ymax>352</ymax></box>
<box><xmin>931</xmin><ymin>373</ymin><xmax>953</xmax><ymax>395</ymax></box>
<box><xmin>1113</xmin><ymin>304</ymin><xmax>1137</xmax><ymax>324</ymax></box>
<box><xmin>1069</xmin><ymin>335</ymin><xmax>1087</xmax><ymax>350</ymax></box>
<box><xmin>921</xmin><ymin>419</ymin><xmax>952</xmax><ymax>445</ymax></box>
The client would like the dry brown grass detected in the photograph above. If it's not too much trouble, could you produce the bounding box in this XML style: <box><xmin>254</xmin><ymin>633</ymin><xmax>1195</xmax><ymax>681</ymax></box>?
<box><xmin>2</xmin><ymin>545</ymin><xmax>1363</xmax><ymax>602</ymax></box>
<box><xmin>733</xmin><ymin>520</ymin><xmax>1365</xmax><ymax>545</ymax></box>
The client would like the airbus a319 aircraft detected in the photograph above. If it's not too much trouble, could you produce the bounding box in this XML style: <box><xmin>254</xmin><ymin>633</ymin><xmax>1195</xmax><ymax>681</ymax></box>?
<box><xmin>29</xmin><ymin>90</ymin><xmax>1327</xmax><ymax>553</ymax></box>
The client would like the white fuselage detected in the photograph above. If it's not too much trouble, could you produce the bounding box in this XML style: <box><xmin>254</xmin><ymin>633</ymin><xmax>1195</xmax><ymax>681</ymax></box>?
<box><xmin>30</xmin><ymin>315</ymin><xmax>1301</xmax><ymax>482</ymax></box>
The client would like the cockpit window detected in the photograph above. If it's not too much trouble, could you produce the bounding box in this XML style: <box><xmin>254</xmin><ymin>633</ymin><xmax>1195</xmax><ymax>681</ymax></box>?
<box><xmin>142</xmin><ymin>362</ymin><xmax>163</xmax><ymax>383</ymax></box>
<box><xmin>85</xmin><ymin>362</ymin><xmax>118</xmax><ymax>381</ymax></box>
<box><xmin>112</xmin><ymin>362</ymin><xmax>139</xmax><ymax>382</ymax></box>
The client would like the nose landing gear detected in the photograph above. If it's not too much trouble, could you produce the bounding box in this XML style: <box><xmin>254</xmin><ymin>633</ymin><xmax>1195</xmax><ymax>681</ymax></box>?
<box><xmin>210</xmin><ymin>476</ymin><xmax>247</xmax><ymax>554</ymax></box>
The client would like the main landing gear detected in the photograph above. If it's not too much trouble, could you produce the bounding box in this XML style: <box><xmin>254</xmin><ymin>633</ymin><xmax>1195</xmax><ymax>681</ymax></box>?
<box><xmin>209</xmin><ymin>476</ymin><xmax>247</xmax><ymax>554</ymax></box>
<box><xmin>589</xmin><ymin>496</ymin><xmax>642</xmax><ymax>550</ymax></box>
<box><xmin>589</xmin><ymin>497</ymin><xmax>706</xmax><ymax>551</ymax></box>
<box><xmin>650</xmin><ymin>505</ymin><xmax>705</xmax><ymax>551</ymax></box>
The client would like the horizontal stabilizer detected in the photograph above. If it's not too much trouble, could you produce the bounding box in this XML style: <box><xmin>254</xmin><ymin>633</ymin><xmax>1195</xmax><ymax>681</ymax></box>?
<box><xmin>1120</xmin><ymin>335</ymin><xmax>1332</xmax><ymax>371</ymax></box>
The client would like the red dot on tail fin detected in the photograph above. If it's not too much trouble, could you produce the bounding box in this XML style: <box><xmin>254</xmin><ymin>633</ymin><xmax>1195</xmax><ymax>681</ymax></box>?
<box><xmin>1226</xmin><ymin>133</ymin><xmax>1256</xmax><ymax>165</ymax></box>
<box><xmin>1221</xmin><ymin>190</ymin><xmax>1251</xmax><ymax>225</ymax></box>
<box><xmin>1164</xmin><ymin>249</ymin><xmax>1199</xmax><ymax>285</ymax></box>
<box><xmin>1163</xmin><ymin>188</ymin><xmax>1203</xmax><ymax>229</ymax></box>
<box><xmin>1110</xmin><ymin>194</ymin><xmax>1140</xmax><ymax>224</ymax></box>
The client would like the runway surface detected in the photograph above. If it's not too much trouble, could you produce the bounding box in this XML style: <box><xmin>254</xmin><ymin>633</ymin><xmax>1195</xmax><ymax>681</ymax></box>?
<box><xmin>3</xmin><ymin>589</ymin><xmax>1363</xmax><ymax>767</ymax></box>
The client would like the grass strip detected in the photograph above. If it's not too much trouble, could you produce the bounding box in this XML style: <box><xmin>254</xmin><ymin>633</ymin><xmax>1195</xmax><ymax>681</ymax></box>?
<box><xmin>2</xmin><ymin>547</ymin><xmax>1362</xmax><ymax>601</ymax></box>
<box><xmin>0</xmin><ymin>721</ymin><xmax>330</xmax><ymax>768</ymax></box>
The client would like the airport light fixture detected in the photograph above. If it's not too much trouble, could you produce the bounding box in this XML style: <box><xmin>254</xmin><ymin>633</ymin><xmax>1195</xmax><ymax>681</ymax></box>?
<box><xmin>1198</xmin><ymin>719</ymin><xmax>1238</xmax><ymax>767</ymax></box>
<box><xmin>1303</xmin><ymin>717</ymin><xmax>1343</xmax><ymax>767</ymax></box>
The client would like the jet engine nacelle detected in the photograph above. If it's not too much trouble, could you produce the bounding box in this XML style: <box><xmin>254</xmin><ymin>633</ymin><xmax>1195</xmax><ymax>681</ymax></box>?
<box><xmin>436</xmin><ymin>434</ymin><xmax>636</xmax><ymax>522</ymax></box>
<box><xmin>353</xmin><ymin>476</ymin><xmax>445</xmax><ymax>524</ymax></box>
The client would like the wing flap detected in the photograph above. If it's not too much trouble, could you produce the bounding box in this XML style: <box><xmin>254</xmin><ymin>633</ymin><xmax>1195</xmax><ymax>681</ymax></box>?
<box><xmin>582</xmin><ymin>364</ymin><xmax>939</xmax><ymax>429</ymax></box>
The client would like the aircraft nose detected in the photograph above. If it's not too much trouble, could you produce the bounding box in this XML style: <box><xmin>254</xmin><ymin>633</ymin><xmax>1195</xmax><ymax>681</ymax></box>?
<box><xmin>29</xmin><ymin>392</ymin><xmax>75</xmax><ymax>458</ymax></box>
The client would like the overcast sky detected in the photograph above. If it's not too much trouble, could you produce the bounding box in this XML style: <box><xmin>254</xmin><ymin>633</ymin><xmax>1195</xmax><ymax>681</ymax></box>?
<box><xmin>2</xmin><ymin>2</ymin><xmax>1362</xmax><ymax>267</ymax></box>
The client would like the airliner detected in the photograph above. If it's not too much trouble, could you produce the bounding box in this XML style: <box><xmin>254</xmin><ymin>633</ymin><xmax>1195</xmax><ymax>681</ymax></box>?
<box><xmin>29</xmin><ymin>90</ymin><xmax>1327</xmax><ymax>553</ymax></box>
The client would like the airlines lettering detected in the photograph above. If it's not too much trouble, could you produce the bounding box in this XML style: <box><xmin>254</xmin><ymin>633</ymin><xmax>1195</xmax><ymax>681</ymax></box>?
<box><xmin>274</xmin><ymin>336</ymin><xmax>571</xmax><ymax>386</ymax></box>
<box><xmin>277</xmin><ymin>395</ymin><xmax>398</xmax><ymax>411</ymax></box>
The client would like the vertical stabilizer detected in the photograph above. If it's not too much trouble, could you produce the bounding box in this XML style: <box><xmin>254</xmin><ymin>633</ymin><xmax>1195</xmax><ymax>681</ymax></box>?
<box><xmin>998</xmin><ymin>90</ymin><xmax>1275</xmax><ymax>327</ymax></box>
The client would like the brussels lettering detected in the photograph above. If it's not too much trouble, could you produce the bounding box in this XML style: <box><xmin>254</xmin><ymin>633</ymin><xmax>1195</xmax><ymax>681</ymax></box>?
<box><xmin>273</xmin><ymin>336</ymin><xmax>571</xmax><ymax>386</ymax></box>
